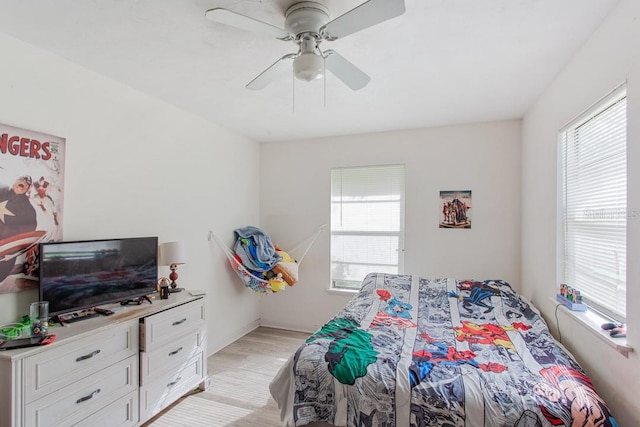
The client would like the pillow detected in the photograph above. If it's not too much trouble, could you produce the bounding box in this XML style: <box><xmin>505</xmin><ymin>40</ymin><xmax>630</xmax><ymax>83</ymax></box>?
<box><xmin>271</xmin><ymin>261</ymin><xmax>299</xmax><ymax>286</ymax></box>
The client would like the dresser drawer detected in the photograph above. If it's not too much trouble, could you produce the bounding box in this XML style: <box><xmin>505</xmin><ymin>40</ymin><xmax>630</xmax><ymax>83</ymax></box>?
<box><xmin>24</xmin><ymin>321</ymin><xmax>138</xmax><ymax>404</ymax></box>
<box><xmin>24</xmin><ymin>355</ymin><xmax>137</xmax><ymax>427</ymax></box>
<box><xmin>140</xmin><ymin>299</ymin><xmax>205</xmax><ymax>351</ymax></box>
<box><xmin>139</xmin><ymin>352</ymin><xmax>204</xmax><ymax>422</ymax></box>
<box><xmin>69</xmin><ymin>390</ymin><xmax>138</xmax><ymax>427</ymax></box>
<box><xmin>140</xmin><ymin>329</ymin><xmax>205</xmax><ymax>385</ymax></box>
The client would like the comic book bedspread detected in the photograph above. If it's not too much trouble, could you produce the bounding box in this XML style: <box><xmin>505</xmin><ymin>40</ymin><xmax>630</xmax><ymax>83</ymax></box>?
<box><xmin>269</xmin><ymin>273</ymin><xmax>617</xmax><ymax>427</ymax></box>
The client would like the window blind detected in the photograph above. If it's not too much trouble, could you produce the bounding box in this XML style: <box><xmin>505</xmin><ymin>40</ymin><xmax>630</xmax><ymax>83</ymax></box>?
<box><xmin>330</xmin><ymin>165</ymin><xmax>405</xmax><ymax>289</ymax></box>
<box><xmin>560</xmin><ymin>85</ymin><xmax>627</xmax><ymax>319</ymax></box>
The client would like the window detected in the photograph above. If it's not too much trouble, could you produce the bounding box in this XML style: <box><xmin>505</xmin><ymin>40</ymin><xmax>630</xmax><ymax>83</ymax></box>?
<box><xmin>330</xmin><ymin>165</ymin><xmax>405</xmax><ymax>290</ymax></box>
<box><xmin>559</xmin><ymin>84</ymin><xmax>627</xmax><ymax>320</ymax></box>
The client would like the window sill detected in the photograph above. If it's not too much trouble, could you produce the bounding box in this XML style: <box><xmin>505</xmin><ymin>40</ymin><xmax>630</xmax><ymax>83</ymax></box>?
<box><xmin>326</xmin><ymin>287</ymin><xmax>358</xmax><ymax>296</ymax></box>
<box><xmin>549</xmin><ymin>297</ymin><xmax>633</xmax><ymax>358</ymax></box>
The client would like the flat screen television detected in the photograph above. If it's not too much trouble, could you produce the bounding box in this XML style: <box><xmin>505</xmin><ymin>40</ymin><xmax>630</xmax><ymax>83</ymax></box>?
<box><xmin>39</xmin><ymin>236</ymin><xmax>158</xmax><ymax>319</ymax></box>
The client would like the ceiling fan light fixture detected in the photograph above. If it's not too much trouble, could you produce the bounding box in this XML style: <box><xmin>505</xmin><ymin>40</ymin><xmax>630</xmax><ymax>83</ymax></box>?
<box><xmin>292</xmin><ymin>53</ymin><xmax>324</xmax><ymax>82</ymax></box>
<box><xmin>207</xmin><ymin>0</ymin><xmax>406</xmax><ymax>90</ymax></box>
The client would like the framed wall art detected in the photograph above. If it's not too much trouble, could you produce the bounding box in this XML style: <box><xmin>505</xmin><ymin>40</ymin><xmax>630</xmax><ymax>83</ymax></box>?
<box><xmin>0</xmin><ymin>123</ymin><xmax>65</xmax><ymax>293</ymax></box>
<box><xmin>440</xmin><ymin>190</ymin><xmax>471</xmax><ymax>229</ymax></box>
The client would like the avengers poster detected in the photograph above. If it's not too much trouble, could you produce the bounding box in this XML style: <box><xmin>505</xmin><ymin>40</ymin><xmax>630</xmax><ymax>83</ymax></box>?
<box><xmin>0</xmin><ymin>123</ymin><xmax>65</xmax><ymax>293</ymax></box>
<box><xmin>440</xmin><ymin>190</ymin><xmax>472</xmax><ymax>229</ymax></box>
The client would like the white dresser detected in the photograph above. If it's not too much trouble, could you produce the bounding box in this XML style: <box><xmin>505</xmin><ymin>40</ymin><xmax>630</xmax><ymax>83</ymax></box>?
<box><xmin>138</xmin><ymin>296</ymin><xmax>206</xmax><ymax>421</ymax></box>
<box><xmin>0</xmin><ymin>293</ymin><xmax>207</xmax><ymax>427</ymax></box>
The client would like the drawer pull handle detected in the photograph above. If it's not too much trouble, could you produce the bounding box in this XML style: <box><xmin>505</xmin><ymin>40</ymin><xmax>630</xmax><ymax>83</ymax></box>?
<box><xmin>76</xmin><ymin>349</ymin><xmax>101</xmax><ymax>362</ymax></box>
<box><xmin>169</xmin><ymin>346</ymin><xmax>183</xmax><ymax>356</ymax></box>
<box><xmin>76</xmin><ymin>388</ymin><xmax>101</xmax><ymax>404</ymax></box>
<box><xmin>172</xmin><ymin>318</ymin><xmax>187</xmax><ymax>326</ymax></box>
<box><xmin>167</xmin><ymin>377</ymin><xmax>182</xmax><ymax>388</ymax></box>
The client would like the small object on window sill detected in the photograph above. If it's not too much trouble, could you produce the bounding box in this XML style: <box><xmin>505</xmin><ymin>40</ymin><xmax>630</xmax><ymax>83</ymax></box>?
<box><xmin>556</xmin><ymin>294</ymin><xmax>587</xmax><ymax>311</ymax></box>
<box><xmin>609</xmin><ymin>326</ymin><xmax>626</xmax><ymax>338</ymax></box>
<box><xmin>600</xmin><ymin>322</ymin><xmax>622</xmax><ymax>331</ymax></box>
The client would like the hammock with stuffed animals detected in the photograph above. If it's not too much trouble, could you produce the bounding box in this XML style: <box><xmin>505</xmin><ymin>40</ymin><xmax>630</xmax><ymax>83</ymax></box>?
<box><xmin>208</xmin><ymin>225</ymin><xmax>325</xmax><ymax>293</ymax></box>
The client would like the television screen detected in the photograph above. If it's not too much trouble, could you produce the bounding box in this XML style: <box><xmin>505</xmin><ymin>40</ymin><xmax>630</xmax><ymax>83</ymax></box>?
<box><xmin>39</xmin><ymin>236</ymin><xmax>158</xmax><ymax>318</ymax></box>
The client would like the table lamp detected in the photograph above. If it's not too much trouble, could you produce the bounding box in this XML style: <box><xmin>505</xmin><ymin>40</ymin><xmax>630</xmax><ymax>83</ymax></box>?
<box><xmin>159</xmin><ymin>241</ymin><xmax>186</xmax><ymax>293</ymax></box>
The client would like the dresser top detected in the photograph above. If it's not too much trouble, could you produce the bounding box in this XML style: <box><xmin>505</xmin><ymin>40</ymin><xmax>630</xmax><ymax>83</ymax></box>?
<box><xmin>0</xmin><ymin>292</ymin><xmax>205</xmax><ymax>360</ymax></box>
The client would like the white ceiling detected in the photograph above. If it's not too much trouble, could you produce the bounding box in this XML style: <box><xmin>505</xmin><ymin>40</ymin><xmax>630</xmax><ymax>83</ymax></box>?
<box><xmin>0</xmin><ymin>0</ymin><xmax>619</xmax><ymax>143</ymax></box>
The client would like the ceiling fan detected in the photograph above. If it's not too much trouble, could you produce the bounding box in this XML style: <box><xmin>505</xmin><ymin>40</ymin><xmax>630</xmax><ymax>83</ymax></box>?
<box><xmin>205</xmin><ymin>0</ymin><xmax>406</xmax><ymax>90</ymax></box>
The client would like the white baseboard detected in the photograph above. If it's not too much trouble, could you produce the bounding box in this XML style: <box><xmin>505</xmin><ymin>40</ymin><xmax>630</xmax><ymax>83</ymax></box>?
<box><xmin>207</xmin><ymin>319</ymin><xmax>260</xmax><ymax>356</ymax></box>
<box><xmin>258</xmin><ymin>322</ymin><xmax>316</xmax><ymax>335</ymax></box>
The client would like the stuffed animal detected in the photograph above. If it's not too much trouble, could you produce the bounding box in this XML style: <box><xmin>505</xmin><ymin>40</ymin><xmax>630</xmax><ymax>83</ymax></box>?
<box><xmin>275</xmin><ymin>246</ymin><xmax>296</xmax><ymax>263</ymax></box>
<box><xmin>269</xmin><ymin>273</ymin><xmax>287</xmax><ymax>292</ymax></box>
<box><xmin>273</xmin><ymin>246</ymin><xmax>299</xmax><ymax>286</ymax></box>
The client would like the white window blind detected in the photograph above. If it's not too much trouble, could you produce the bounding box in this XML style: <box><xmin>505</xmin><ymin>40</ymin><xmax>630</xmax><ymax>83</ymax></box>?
<box><xmin>331</xmin><ymin>165</ymin><xmax>405</xmax><ymax>290</ymax></box>
<box><xmin>560</xmin><ymin>85</ymin><xmax>627</xmax><ymax>319</ymax></box>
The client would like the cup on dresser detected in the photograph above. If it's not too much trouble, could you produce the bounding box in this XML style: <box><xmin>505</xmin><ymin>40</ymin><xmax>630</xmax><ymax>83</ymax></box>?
<box><xmin>30</xmin><ymin>301</ymin><xmax>49</xmax><ymax>336</ymax></box>
<box><xmin>160</xmin><ymin>283</ymin><xmax>170</xmax><ymax>299</ymax></box>
<box><xmin>158</xmin><ymin>277</ymin><xmax>170</xmax><ymax>299</ymax></box>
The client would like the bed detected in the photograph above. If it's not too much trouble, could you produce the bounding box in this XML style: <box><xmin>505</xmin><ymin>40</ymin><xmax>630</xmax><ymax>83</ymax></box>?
<box><xmin>269</xmin><ymin>273</ymin><xmax>617</xmax><ymax>427</ymax></box>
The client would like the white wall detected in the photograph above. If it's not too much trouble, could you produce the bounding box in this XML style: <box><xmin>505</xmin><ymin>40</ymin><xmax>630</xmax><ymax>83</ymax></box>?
<box><xmin>259</xmin><ymin>120</ymin><xmax>522</xmax><ymax>332</ymax></box>
<box><xmin>521</xmin><ymin>0</ymin><xmax>640</xmax><ymax>424</ymax></box>
<box><xmin>0</xmin><ymin>34</ymin><xmax>262</xmax><ymax>355</ymax></box>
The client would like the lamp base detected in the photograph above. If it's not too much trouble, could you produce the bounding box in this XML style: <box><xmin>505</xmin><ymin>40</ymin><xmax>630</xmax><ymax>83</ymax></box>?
<box><xmin>169</xmin><ymin>287</ymin><xmax>184</xmax><ymax>293</ymax></box>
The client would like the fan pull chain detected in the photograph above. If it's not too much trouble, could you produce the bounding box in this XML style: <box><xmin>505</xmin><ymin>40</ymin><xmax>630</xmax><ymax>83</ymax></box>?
<box><xmin>323</xmin><ymin>57</ymin><xmax>327</xmax><ymax>108</ymax></box>
<box><xmin>292</xmin><ymin>69</ymin><xmax>295</xmax><ymax>113</ymax></box>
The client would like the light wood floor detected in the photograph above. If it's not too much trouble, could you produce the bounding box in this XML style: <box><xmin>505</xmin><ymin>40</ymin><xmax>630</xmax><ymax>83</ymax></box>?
<box><xmin>145</xmin><ymin>327</ymin><xmax>310</xmax><ymax>427</ymax></box>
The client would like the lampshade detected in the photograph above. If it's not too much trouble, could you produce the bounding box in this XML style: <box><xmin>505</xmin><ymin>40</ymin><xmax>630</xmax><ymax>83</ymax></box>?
<box><xmin>159</xmin><ymin>241</ymin><xmax>186</xmax><ymax>266</ymax></box>
<box><xmin>293</xmin><ymin>53</ymin><xmax>324</xmax><ymax>82</ymax></box>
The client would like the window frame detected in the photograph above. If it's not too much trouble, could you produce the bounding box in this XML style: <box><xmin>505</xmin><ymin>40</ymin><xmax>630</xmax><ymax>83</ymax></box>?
<box><xmin>558</xmin><ymin>83</ymin><xmax>627</xmax><ymax>321</ymax></box>
<box><xmin>330</xmin><ymin>164</ymin><xmax>405</xmax><ymax>291</ymax></box>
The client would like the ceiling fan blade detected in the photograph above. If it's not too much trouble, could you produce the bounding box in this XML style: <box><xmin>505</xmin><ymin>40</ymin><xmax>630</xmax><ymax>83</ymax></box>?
<box><xmin>322</xmin><ymin>0</ymin><xmax>405</xmax><ymax>39</ymax></box>
<box><xmin>205</xmin><ymin>8</ymin><xmax>293</xmax><ymax>40</ymax></box>
<box><xmin>324</xmin><ymin>50</ymin><xmax>370</xmax><ymax>90</ymax></box>
<box><xmin>246</xmin><ymin>54</ymin><xmax>296</xmax><ymax>90</ymax></box>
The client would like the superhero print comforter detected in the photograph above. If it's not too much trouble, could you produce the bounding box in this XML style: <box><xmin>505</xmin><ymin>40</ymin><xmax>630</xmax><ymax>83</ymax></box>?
<box><xmin>269</xmin><ymin>273</ymin><xmax>617</xmax><ymax>427</ymax></box>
